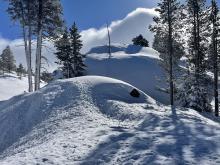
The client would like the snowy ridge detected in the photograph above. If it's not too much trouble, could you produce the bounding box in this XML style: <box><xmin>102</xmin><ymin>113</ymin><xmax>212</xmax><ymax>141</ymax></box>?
<box><xmin>0</xmin><ymin>76</ymin><xmax>154</xmax><ymax>163</ymax></box>
<box><xmin>85</xmin><ymin>44</ymin><xmax>168</xmax><ymax>104</ymax></box>
<box><xmin>0</xmin><ymin>76</ymin><xmax>220</xmax><ymax>164</ymax></box>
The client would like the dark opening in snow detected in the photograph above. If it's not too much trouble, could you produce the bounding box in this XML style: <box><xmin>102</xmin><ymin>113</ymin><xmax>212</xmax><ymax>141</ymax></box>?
<box><xmin>130</xmin><ymin>89</ymin><xmax>140</xmax><ymax>98</ymax></box>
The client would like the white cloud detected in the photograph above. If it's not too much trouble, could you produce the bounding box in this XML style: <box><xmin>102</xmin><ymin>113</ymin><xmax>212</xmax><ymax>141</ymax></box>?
<box><xmin>0</xmin><ymin>8</ymin><xmax>157</xmax><ymax>72</ymax></box>
<box><xmin>81</xmin><ymin>8</ymin><xmax>158</xmax><ymax>52</ymax></box>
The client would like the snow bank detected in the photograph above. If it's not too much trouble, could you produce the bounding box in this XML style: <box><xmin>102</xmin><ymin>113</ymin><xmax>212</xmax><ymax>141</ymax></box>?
<box><xmin>86</xmin><ymin>44</ymin><xmax>168</xmax><ymax>104</ymax></box>
<box><xmin>0</xmin><ymin>76</ymin><xmax>154</xmax><ymax>159</ymax></box>
<box><xmin>1</xmin><ymin>76</ymin><xmax>220</xmax><ymax>164</ymax></box>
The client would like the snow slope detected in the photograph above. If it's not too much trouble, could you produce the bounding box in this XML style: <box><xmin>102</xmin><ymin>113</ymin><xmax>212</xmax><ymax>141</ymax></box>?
<box><xmin>0</xmin><ymin>73</ymin><xmax>46</xmax><ymax>101</ymax></box>
<box><xmin>0</xmin><ymin>74</ymin><xmax>29</xmax><ymax>101</ymax></box>
<box><xmin>85</xmin><ymin>44</ymin><xmax>169</xmax><ymax>104</ymax></box>
<box><xmin>1</xmin><ymin>76</ymin><xmax>220</xmax><ymax>164</ymax></box>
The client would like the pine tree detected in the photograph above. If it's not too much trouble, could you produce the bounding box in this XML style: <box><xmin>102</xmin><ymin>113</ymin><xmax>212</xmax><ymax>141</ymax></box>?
<box><xmin>7</xmin><ymin>0</ymin><xmax>63</xmax><ymax>91</ymax></box>
<box><xmin>0</xmin><ymin>58</ymin><xmax>3</xmax><ymax>75</ymax></box>
<box><xmin>69</xmin><ymin>22</ymin><xmax>85</xmax><ymax>77</ymax></box>
<box><xmin>186</xmin><ymin>0</ymin><xmax>208</xmax><ymax>75</ymax></box>
<box><xmin>34</xmin><ymin>0</ymin><xmax>63</xmax><ymax>91</ymax></box>
<box><xmin>7</xmin><ymin>0</ymin><xmax>37</xmax><ymax>92</ymax></box>
<box><xmin>0</xmin><ymin>46</ymin><xmax>16</xmax><ymax>74</ymax></box>
<box><xmin>17</xmin><ymin>63</ymin><xmax>26</xmax><ymax>79</ymax></box>
<box><xmin>55</xmin><ymin>29</ymin><xmax>73</xmax><ymax>78</ymax></box>
<box><xmin>177</xmin><ymin>75</ymin><xmax>212</xmax><ymax>112</ymax></box>
<box><xmin>178</xmin><ymin>0</ymin><xmax>212</xmax><ymax>112</ymax></box>
<box><xmin>149</xmin><ymin>0</ymin><xmax>184</xmax><ymax>106</ymax></box>
<box><xmin>210</xmin><ymin>0</ymin><xmax>219</xmax><ymax>116</ymax></box>
<box><xmin>132</xmin><ymin>34</ymin><xmax>149</xmax><ymax>47</ymax></box>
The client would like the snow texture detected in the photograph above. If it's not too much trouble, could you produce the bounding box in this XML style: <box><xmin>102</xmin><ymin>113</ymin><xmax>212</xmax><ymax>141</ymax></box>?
<box><xmin>0</xmin><ymin>76</ymin><xmax>220</xmax><ymax>164</ymax></box>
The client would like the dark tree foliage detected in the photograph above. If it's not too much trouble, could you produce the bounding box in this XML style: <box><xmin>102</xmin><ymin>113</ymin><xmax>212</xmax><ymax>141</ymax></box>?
<box><xmin>149</xmin><ymin>0</ymin><xmax>184</xmax><ymax>106</ymax></box>
<box><xmin>132</xmin><ymin>34</ymin><xmax>149</xmax><ymax>47</ymax></box>
<box><xmin>69</xmin><ymin>23</ymin><xmax>86</xmax><ymax>77</ymax></box>
<box><xmin>55</xmin><ymin>23</ymin><xmax>85</xmax><ymax>78</ymax></box>
<box><xmin>0</xmin><ymin>46</ymin><xmax>16</xmax><ymax>74</ymax></box>
<box><xmin>16</xmin><ymin>63</ymin><xmax>26</xmax><ymax>78</ymax></box>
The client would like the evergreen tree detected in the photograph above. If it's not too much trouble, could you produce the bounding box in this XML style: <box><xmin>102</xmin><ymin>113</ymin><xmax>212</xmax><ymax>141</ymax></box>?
<box><xmin>0</xmin><ymin>58</ymin><xmax>3</xmax><ymax>75</ymax></box>
<box><xmin>17</xmin><ymin>63</ymin><xmax>26</xmax><ymax>79</ymax></box>
<box><xmin>41</xmin><ymin>71</ymin><xmax>53</xmax><ymax>83</ymax></box>
<box><xmin>177</xmin><ymin>75</ymin><xmax>212</xmax><ymax>112</ymax></box>
<box><xmin>0</xmin><ymin>46</ymin><xmax>16</xmax><ymax>73</ymax></box>
<box><xmin>7</xmin><ymin>0</ymin><xmax>37</xmax><ymax>92</ymax></box>
<box><xmin>132</xmin><ymin>34</ymin><xmax>149</xmax><ymax>47</ymax></box>
<box><xmin>55</xmin><ymin>23</ymin><xmax>85</xmax><ymax>78</ymax></box>
<box><xmin>186</xmin><ymin>0</ymin><xmax>209</xmax><ymax>75</ymax></box>
<box><xmin>178</xmin><ymin>0</ymin><xmax>212</xmax><ymax>112</ymax></box>
<box><xmin>7</xmin><ymin>0</ymin><xmax>63</xmax><ymax>91</ymax></box>
<box><xmin>69</xmin><ymin>22</ymin><xmax>85</xmax><ymax>77</ymax></box>
<box><xmin>149</xmin><ymin>0</ymin><xmax>184</xmax><ymax>106</ymax></box>
<box><xmin>210</xmin><ymin>0</ymin><xmax>219</xmax><ymax>116</ymax></box>
<box><xmin>34</xmin><ymin>0</ymin><xmax>63</xmax><ymax>91</ymax></box>
<box><xmin>55</xmin><ymin>29</ymin><xmax>74</xmax><ymax>78</ymax></box>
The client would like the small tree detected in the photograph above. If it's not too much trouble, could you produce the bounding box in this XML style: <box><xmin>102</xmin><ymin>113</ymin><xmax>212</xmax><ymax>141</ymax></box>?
<box><xmin>17</xmin><ymin>63</ymin><xmax>26</xmax><ymax>79</ymax></box>
<box><xmin>69</xmin><ymin>22</ymin><xmax>85</xmax><ymax>77</ymax></box>
<box><xmin>132</xmin><ymin>34</ymin><xmax>149</xmax><ymax>47</ymax></box>
<box><xmin>1</xmin><ymin>46</ymin><xmax>16</xmax><ymax>73</ymax></box>
<box><xmin>177</xmin><ymin>74</ymin><xmax>212</xmax><ymax>112</ymax></box>
<box><xmin>55</xmin><ymin>29</ymin><xmax>72</xmax><ymax>78</ymax></box>
<box><xmin>41</xmin><ymin>71</ymin><xmax>53</xmax><ymax>83</ymax></box>
<box><xmin>55</xmin><ymin>23</ymin><xmax>85</xmax><ymax>78</ymax></box>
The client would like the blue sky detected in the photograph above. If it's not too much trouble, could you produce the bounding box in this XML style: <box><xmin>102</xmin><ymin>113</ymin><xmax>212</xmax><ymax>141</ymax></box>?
<box><xmin>0</xmin><ymin>0</ymin><xmax>219</xmax><ymax>40</ymax></box>
<box><xmin>0</xmin><ymin>0</ymin><xmax>158</xmax><ymax>40</ymax></box>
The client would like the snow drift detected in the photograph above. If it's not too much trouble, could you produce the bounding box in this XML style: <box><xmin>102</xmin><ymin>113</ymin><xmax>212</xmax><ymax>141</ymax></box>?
<box><xmin>85</xmin><ymin>44</ymin><xmax>168</xmax><ymax>104</ymax></box>
<box><xmin>1</xmin><ymin>76</ymin><xmax>220</xmax><ymax>164</ymax></box>
<box><xmin>0</xmin><ymin>76</ymin><xmax>154</xmax><ymax>161</ymax></box>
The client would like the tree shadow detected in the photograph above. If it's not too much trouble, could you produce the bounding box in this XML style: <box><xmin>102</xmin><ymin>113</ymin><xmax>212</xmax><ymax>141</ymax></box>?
<box><xmin>138</xmin><ymin>107</ymin><xmax>219</xmax><ymax>164</ymax></box>
<box><xmin>80</xmin><ymin>131</ymin><xmax>135</xmax><ymax>165</ymax></box>
<box><xmin>80</xmin><ymin>106</ymin><xmax>220</xmax><ymax>164</ymax></box>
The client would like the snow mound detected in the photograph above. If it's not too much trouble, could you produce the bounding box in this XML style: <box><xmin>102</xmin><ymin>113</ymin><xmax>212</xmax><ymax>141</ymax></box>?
<box><xmin>0</xmin><ymin>76</ymin><xmax>154</xmax><ymax>159</ymax></box>
<box><xmin>1</xmin><ymin>76</ymin><xmax>220</xmax><ymax>164</ymax></box>
<box><xmin>86</xmin><ymin>45</ymin><xmax>168</xmax><ymax>104</ymax></box>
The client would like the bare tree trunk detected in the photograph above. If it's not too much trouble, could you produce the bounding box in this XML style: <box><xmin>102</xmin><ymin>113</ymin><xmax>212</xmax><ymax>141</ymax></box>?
<box><xmin>35</xmin><ymin>0</ymin><xmax>43</xmax><ymax>91</ymax></box>
<box><xmin>20</xmin><ymin>1</ymin><xmax>33</xmax><ymax>92</ymax></box>
<box><xmin>212</xmin><ymin>0</ymin><xmax>219</xmax><ymax>116</ymax></box>
<box><xmin>28</xmin><ymin>24</ymin><xmax>33</xmax><ymax>91</ymax></box>
<box><xmin>168</xmin><ymin>0</ymin><xmax>174</xmax><ymax>106</ymax></box>
<box><xmin>107</xmin><ymin>23</ymin><xmax>111</xmax><ymax>59</ymax></box>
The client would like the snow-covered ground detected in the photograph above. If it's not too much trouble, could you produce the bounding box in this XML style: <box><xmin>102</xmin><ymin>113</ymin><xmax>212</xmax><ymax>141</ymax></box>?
<box><xmin>86</xmin><ymin>44</ymin><xmax>169</xmax><ymax>104</ymax></box>
<box><xmin>0</xmin><ymin>73</ymin><xmax>46</xmax><ymax>101</ymax></box>
<box><xmin>0</xmin><ymin>76</ymin><xmax>220</xmax><ymax>164</ymax></box>
<box><xmin>0</xmin><ymin>74</ymin><xmax>29</xmax><ymax>101</ymax></box>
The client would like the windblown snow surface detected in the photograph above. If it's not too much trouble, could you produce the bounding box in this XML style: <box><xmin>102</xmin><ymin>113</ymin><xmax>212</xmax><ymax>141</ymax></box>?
<box><xmin>1</xmin><ymin>76</ymin><xmax>220</xmax><ymax>164</ymax></box>
<box><xmin>85</xmin><ymin>44</ymin><xmax>169</xmax><ymax>104</ymax></box>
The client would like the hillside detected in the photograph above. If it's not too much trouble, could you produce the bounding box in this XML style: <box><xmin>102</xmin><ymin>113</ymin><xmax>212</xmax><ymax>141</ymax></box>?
<box><xmin>0</xmin><ymin>74</ymin><xmax>29</xmax><ymax>101</ymax></box>
<box><xmin>0</xmin><ymin>73</ymin><xmax>46</xmax><ymax>101</ymax></box>
<box><xmin>0</xmin><ymin>76</ymin><xmax>220</xmax><ymax>164</ymax></box>
<box><xmin>85</xmin><ymin>44</ymin><xmax>169</xmax><ymax>104</ymax></box>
